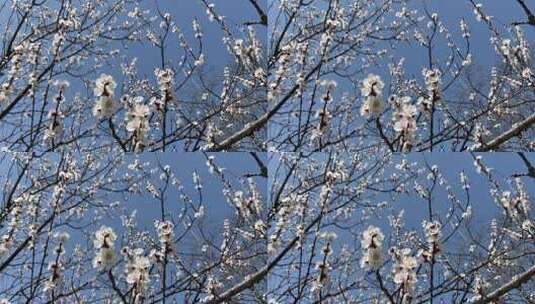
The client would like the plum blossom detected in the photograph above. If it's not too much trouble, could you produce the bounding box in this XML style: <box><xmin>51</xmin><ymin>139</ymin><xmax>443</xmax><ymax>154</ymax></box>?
<box><xmin>93</xmin><ymin>74</ymin><xmax>117</xmax><ymax>119</ymax></box>
<box><xmin>360</xmin><ymin>226</ymin><xmax>384</xmax><ymax>270</ymax></box>
<box><xmin>419</xmin><ymin>68</ymin><xmax>442</xmax><ymax>113</ymax></box>
<box><xmin>499</xmin><ymin>189</ymin><xmax>530</xmax><ymax>219</ymax></box>
<box><xmin>0</xmin><ymin>83</ymin><xmax>10</xmax><ymax>103</ymax></box>
<box><xmin>126</xmin><ymin>103</ymin><xmax>150</xmax><ymax>133</ymax></box>
<box><xmin>391</xmin><ymin>248</ymin><xmax>418</xmax><ymax>301</ymax></box>
<box><xmin>126</xmin><ymin>101</ymin><xmax>150</xmax><ymax>152</ymax></box>
<box><xmin>423</xmin><ymin>221</ymin><xmax>442</xmax><ymax>243</ymax></box>
<box><xmin>392</xmin><ymin>96</ymin><xmax>418</xmax><ymax>151</ymax></box>
<box><xmin>44</xmin><ymin>110</ymin><xmax>64</xmax><ymax>143</ymax></box>
<box><xmin>154</xmin><ymin>68</ymin><xmax>175</xmax><ymax>111</ymax></box>
<box><xmin>420</xmin><ymin>220</ymin><xmax>442</xmax><ymax>261</ymax></box>
<box><xmin>43</xmin><ymin>262</ymin><xmax>63</xmax><ymax>292</ymax></box>
<box><xmin>93</xmin><ymin>226</ymin><xmax>117</xmax><ymax>270</ymax></box>
<box><xmin>155</xmin><ymin>220</ymin><xmax>174</xmax><ymax>255</ymax></box>
<box><xmin>360</xmin><ymin>74</ymin><xmax>385</xmax><ymax>116</ymax></box>
<box><xmin>125</xmin><ymin>248</ymin><xmax>151</xmax><ymax>303</ymax></box>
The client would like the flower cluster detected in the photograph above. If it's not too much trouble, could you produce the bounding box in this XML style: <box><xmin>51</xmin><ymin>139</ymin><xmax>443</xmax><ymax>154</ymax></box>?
<box><xmin>499</xmin><ymin>189</ymin><xmax>530</xmax><ymax>220</ymax></box>
<box><xmin>311</xmin><ymin>233</ymin><xmax>336</xmax><ymax>293</ymax></box>
<box><xmin>311</xmin><ymin>80</ymin><xmax>338</xmax><ymax>141</ymax></box>
<box><xmin>418</xmin><ymin>68</ymin><xmax>441</xmax><ymax>113</ymax></box>
<box><xmin>392</xmin><ymin>96</ymin><xmax>418</xmax><ymax>151</ymax></box>
<box><xmin>126</xmin><ymin>101</ymin><xmax>150</xmax><ymax>152</ymax></box>
<box><xmin>153</xmin><ymin>68</ymin><xmax>175</xmax><ymax>112</ymax></box>
<box><xmin>43</xmin><ymin>110</ymin><xmax>64</xmax><ymax>143</ymax></box>
<box><xmin>498</xmin><ymin>29</ymin><xmax>530</xmax><ymax>73</ymax></box>
<box><xmin>124</xmin><ymin>248</ymin><xmax>151</xmax><ymax>303</ymax></box>
<box><xmin>231</xmin><ymin>180</ymin><xmax>263</xmax><ymax>221</ymax></box>
<box><xmin>0</xmin><ymin>43</ymin><xmax>34</xmax><ymax>103</ymax></box>
<box><xmin>420</xmin><ymin>220</ymin><xmax>442</xmax><ymax>262</ymax></box>
<box><xmin>0</xmin><ymin>198</ymin><xmax>24</xmax><ymax>256</ymax></box>
<box><xmin>92</xmin><ymin>226</ymin><xmax>117</xmax><ymax>270</ymax></box>
<box><xmin>93</xmin><ymin>74</ymin><xmax>117</xmax><ymax>119</ymax></box>
<box><xmin>44</xmin><ymin>232</ymin><xmax>70</xmax><ymax>293</ymax></box>
<box><xmin>151</xmin><ymin>220</ymin><xmax>174</xmax><ymax>262</ymax></box>
<box><xmin>360</xmin><ymin>74</ymin><xmax>385</xmax><ymax>117</ymax></box>
<box><xmin>391</xmin><ymin>248</ymin><xmax>418</xmax><ymax>303</ymax></box>
<box><xmin>43</xmin><ymin>261</ymin><xmax>63</xmax><ymax>292</ymax></box>
<box><xmin>360</xmin><ymin>226</ymin><xmax>384</xmax><ymax>271</ymax></box>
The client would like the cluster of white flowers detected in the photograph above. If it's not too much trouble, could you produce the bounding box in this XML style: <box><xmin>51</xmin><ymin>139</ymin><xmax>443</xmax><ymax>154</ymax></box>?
<box><xmin>153</xmin><ymin>68</ymin><xmax>175</xmax><ymax>112</ymax></box>
<box><xmin>499</xmin><ymin>31</ymin><xmax>530</xmax><ymax>71</ymax></box>
<box><xmin>124</xmin><ymin>247</ymin><xmax>151</xmax><ymax>302</ymax></box>
<box><xmin>232</xmin><ymin>27</ymin><xmax>263</xmax><ymax>71</ymax></box>
<box><xmin>43</xmin><ymin>110</ymin><xmax>64</xmax><ymax>143</ymax></box>
<box><xmin>126</xmin><ymin>100</ymin><xmax>150</xmax><ymax>152</ymax></box>
<box><xmin>418</xmin><ymin>68</ymin><xmax>441</xmax><ymax>113</ymax></box>
<box><xmin>0</xmin><ymin>199</ymin><xmax>23</xmax><ymax>256</ymax></box>
<box><xmin>0</xmin><ymin>83</ymin><xmax>10</xmax><ymax>103</ymax></box>
<box><xmin>9</xmin><ymin>44</ymin><xmax>25</xmax><ymax>78</ymax></box>
<box><xmin>311</xmin><ymin>108</ymin><xmax>332</xmax><ymax>142</ymax></box>
<box><xmin>151</xmin><ymin>220</ymin><xmax>174</xmax><ymax>262</ymax></box>
<box><xmin>420</xmin><ymin>220</ymin><xmax>442</xmax><ymax>262</ymax></box>
<box><xmin>499</xmin><ymin>189</ymin><xmax>530</xmax><ymax>220</ymax></box>
<box><xmin>311</xmin><ymin>80</ymin><xmax>338</xmax><ymax>141</ymax></box>
<box><xmin>392</xmin><ymin>96</ymin><xmax>418</xmax><ymax>151</ymax></box>
<box><xmin>53</xmin><ymin>231</ymin><xmax>70</xmax><ymax>256</ymax></box>
<box><xmin>93</xmin><ymin>74</ymin><xmax>117</xmax><ymax>119</ymax></box>
<box><xmin>423</xmin><ymin>220</ymin><xmax>441</xmax><ymax>243</ymax></box>
<box><xmin>311</xmin><ymin>233</ymin><xmax>336</xmax><ymax>293</ymax></box>
<box><xmin>470</xmin><ymin>275</ymin><xmax>491</xmax><ymax>302</ymax></box>
<box><xmin>192</xmin><ymin>19</ymin><xmax>203</xmax><ymax>38</ymax></box>
<box><xmin>459</xmin><ymin>19</ymin><xmax>470</xmax><ymax>38</ymax></box>
<box><xmin>43</xmin><ymin>261</ymin><xmax>63</xmax><ymax>292</ymax></box>
<box><xmin>232</xmin><ymin>185</ymin><xmax>262</xmax><ymax>221</ymax></box>
<box><xmin>44</xmin><ymin>81</ymin><xmax>70</xmax><ymax>144</ymax></box>
<box><xmin>270</xmin><ymin>44</ymin><xmax>293</xmax><ymax>101</ymax></box>
<box><xmin>92</xmin><ymin>226</ymin><xmax>117</xmax><ymax>270</ymax></box>
<box><xmin>497</xmin><ymin>28</ymin><xmax>533</xmax><ymax>87</ymax></box>
<box><xmin>268</xmin><ymin>194</ymin><xmax>306</xmax><ymax>254</ymax></box>
<box><xmin>391</xmin><ymin>247</ymin><xmax>418</xmax><ymax>303</ymax></box>
<box><xmin>0</xmin><ymin>42</ymin><xmax>37</xmax><ymax>102</ymax></box>
<box><xmin>360</xmin><ymin>226</ymin><xmax>384</xmax><ymax>271</ymax></box>
<box><xmin>360</xmin><ymin>74</ymin><xmax>385</xmax><ymax>117</ymax></box>
<box><xmin>460</xmin><ymin>172</ymin><xmax>470</xmax><ymax>190</ymax></box>
<box><xmin>205</xmin><ymin>3</ymin><xmax>221</xmax><ymax>22</ymax></box>
<box><xmin>43</xmin><ymin>232</ymin><xmax>70</xmax><ymax>293</ymax></box>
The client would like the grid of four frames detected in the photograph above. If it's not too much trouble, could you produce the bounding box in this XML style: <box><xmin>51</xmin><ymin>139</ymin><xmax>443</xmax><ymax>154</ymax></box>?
<box><xmin>0</xmin><ymin>0</ymin><xmax>533</xmax><ymax>303</ymax></box>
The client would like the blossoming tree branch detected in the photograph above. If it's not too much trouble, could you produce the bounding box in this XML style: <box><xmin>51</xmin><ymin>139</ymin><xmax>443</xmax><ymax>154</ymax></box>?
<box><xmin>267</xmin><ymin>152</ymin><xmax>535</xmax><ymax>303</ymax></box>
<box><xmin>0</xmin><ymin>151</ymin><xmax>267</xmax><ymax>303</ymax></box>
<box><xmin>0</xmin><ymin>0</ymin><xmax>267</xmax><ymax>152</ymax></box>
<box><xmin>269</xmin><ymin>0</ymin><xmax>535</xmax><ymax>152</ymax></box>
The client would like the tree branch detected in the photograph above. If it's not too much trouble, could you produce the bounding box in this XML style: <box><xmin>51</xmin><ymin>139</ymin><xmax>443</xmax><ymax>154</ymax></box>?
<box><xmin>473</xmin><ymin>264</ymin><xmax>535</xmax><ymax>304</ymax></box>
<box><xmin>514</xmin><ymin>0</ymin><xmax>535</xmax><ymax>26</ymax></box>
<box><xmin>204</xmin><ymin>215</ymin><xmax>322</xmax><ymax>304</ymax></box>
<box><xmin>473</xmin><ymin>112</ymin><xmax>535</xmax><ymax>151</ymax></box>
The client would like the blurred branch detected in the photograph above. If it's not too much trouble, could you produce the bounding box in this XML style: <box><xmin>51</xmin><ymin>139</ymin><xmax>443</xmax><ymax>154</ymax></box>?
<box><xmin>246</xmin><ymin>152</ymin><xmax>268</xmax><ymax>178</ymax></box>
<box><xmin>512</xmin><ymin>152</ymin><xmax>535</xmax><ymax>178</ymax></box>
<box><xmin>473</xmin><ymin>112</ymin><xmax>535</xmax><ymax>151</ymax></box>
<box><xmin>473</xmin><ymin>264</ymin><xmax>535</xmax><ymax>304</ymax></box>
<box><xmin>246</xmin><ymin>0</ymin><xmax>267</xmax><ymax>26</ymax></box>
<box><xmin>513</xmin><ymin>0</ymin><xmax>535</xmax><ymax>26</ymax></box>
